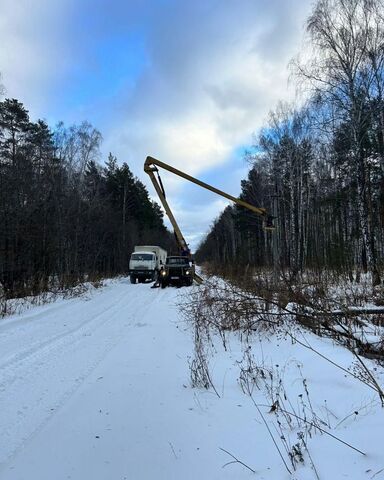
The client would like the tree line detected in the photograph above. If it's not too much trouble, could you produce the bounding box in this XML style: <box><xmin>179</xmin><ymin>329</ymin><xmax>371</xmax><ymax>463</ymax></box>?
<box><xmin>196</xmin><ymin>0</ymin><xmax>384</xmax><ymax>285</ymax></box>
<box><xmin>0</xmin><ymin>98</ymin><xmax>175</xmax><ymax>297</ymax></box>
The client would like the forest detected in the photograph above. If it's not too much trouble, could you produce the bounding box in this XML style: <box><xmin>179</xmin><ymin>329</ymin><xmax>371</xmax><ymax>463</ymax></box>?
<box><xmin>2</xmin><ymin>0</ymin><xmax>384</xmax><ymax>299</ymax></box>
<box><xmin>196</xmin><ymin>0</ymin><xmax>384</xmax><ymax>286</ymax></box>
<box><xmin>0</xmin><ymin>98</ymin><xmax>175</xmax><ymax>297</ymax></box>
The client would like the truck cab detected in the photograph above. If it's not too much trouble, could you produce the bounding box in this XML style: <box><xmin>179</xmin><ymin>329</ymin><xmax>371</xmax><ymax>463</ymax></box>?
<box><xmin>159</xmin><ymin>256</ymin><xmax>194</xmax><ymax>288</ymax></box>
<box><xmin>129</xmin><ymin>246</ymin><xmax>167</xmax><ymax>284</ymax></box>
<box><xmin>129</xmin><ymin>251</ymin><xmax>157</xmax><ymax>283</ymax></box>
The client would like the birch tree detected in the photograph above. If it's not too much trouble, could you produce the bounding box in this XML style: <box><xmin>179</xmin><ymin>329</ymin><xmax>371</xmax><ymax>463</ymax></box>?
<box><xmin>294</xmin><ymin>0</ymin><xmax>383</xmax><ymax>284</ymax></box>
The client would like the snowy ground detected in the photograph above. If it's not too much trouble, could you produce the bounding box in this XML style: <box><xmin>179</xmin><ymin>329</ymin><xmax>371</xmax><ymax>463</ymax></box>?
<box><xmin>0</xmin><ymin>278</ymin><xmax>383</xmax><ymax>479</ymax></box>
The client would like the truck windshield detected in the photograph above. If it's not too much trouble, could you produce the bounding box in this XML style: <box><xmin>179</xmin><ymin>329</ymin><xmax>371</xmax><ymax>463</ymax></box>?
<box><xmin>166</xmin><ymin>257</ymin><xmax>189</xmax><ymax>265</ymax></box>
<box><xmin>131</xmin><ymin>253</ymin><xmax>154</xmax><ymax>261</ymax></box>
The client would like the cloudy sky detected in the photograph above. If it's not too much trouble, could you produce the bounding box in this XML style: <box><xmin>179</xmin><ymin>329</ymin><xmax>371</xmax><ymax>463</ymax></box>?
<box><xmin>0</xmin><ymin>0</ymin><xmax>311</xmax><ymax>249</ymax></box>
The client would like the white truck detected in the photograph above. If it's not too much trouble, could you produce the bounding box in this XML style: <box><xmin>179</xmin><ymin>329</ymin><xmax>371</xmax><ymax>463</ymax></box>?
<box><xmin>129</xmin><ymin>246</ymin><xmax>167</xmax><ymax>284</ymax></box>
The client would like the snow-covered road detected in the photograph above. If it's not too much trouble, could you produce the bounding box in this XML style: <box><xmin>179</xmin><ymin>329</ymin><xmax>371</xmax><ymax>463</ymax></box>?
<box><xmin>0</xmin><ymin>280</ymin><xmax>198</xmax><ymax>479</ymax></box>
<box><xmin>1</xmin><ymin>278</ymin><xmax>384</xmax><ymax>480</ymax></box>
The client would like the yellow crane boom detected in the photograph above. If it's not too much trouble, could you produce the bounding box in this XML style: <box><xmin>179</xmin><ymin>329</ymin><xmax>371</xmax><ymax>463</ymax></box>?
<box><xmin>144</xmin><ymin>155</ymin><xmax>274</xmax><ymax>283</ymax></box>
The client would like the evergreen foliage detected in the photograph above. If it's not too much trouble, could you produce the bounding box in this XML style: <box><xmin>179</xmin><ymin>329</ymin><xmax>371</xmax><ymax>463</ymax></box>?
<box><xmin>0</xmin><ymin>99</ymin><xmax>175</xmax><ymax>297</ymax></box>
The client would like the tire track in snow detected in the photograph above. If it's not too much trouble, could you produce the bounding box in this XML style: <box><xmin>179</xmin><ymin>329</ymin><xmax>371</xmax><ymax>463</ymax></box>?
<box><xmin>0</xmin><ymin>289</ymin><xmax>129</xmax><ymax>386</ymax></box>
<box><xmin>0</xmin><ymin>281</ymin><xmax>159</xmax><ymax>468</ymax></box>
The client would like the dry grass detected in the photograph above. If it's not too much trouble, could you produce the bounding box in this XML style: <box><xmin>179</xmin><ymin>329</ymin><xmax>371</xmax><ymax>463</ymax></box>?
<box><xmin>180</xmin><ymin>268</ymin><xmax>384</xmax><ymax>404</ymax></box>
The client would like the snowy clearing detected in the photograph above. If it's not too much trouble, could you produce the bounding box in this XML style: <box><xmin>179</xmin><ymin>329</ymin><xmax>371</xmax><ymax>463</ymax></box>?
<box><xmin>0</xmin><ymin>278</ymin><xmax>383</xmax><ymax>480</ymax></box>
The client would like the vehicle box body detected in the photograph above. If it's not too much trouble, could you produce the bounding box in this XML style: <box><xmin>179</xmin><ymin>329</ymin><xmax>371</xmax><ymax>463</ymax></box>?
<box><xmin>129</xmin><ymin>246</ymin><xmax>167</xmax><ymax>283</ymax></box>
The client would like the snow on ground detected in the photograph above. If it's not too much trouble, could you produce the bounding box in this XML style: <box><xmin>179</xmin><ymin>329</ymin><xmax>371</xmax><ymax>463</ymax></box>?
<box><xmin>0</xmin><ymin>278</ymin><xmax>383</xmax><ymax>479</ymax></box>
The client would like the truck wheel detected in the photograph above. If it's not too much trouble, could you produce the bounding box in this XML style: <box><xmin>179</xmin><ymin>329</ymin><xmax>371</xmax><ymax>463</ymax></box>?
<box><xmin>130</xmin><ymin>275</ymin><xmax>136</xmax><ymax>284</ymax></box>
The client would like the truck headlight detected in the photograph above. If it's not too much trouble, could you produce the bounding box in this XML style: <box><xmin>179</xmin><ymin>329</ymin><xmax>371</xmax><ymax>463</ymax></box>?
<box><xmin>185</xmin><ymin>269</ymin><xmax>191</xmax><ymax>275</ymax></box>
<box><xmin>160</xmin><ymin>270</ymin><xmax>167</xmax><ymax>276</ymax></box>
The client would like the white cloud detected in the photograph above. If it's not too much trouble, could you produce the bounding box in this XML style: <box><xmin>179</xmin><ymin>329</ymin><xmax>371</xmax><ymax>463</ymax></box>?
<box><xmin>0</xmin><ymin>0</ymin><xmax>77</xmax><ymax>115</ymax></box>
<box><xmin>106</xmin><ymin>0</ymin><xmax>311</xmax><ymax>175</ymax></box>
<box><xmin>165</xmin><ymin>197</ymin><xmax>231</xmax><ymax>250</ymax></box>
<box><xmin>0</xmin><ymin>0</ymin><xmax>313</xmax><ymax>249</ymax></box>
<box><xmin>103</xmin><ymin>0</ymin><xmax>312</xmax><ymax>247</ymax></box>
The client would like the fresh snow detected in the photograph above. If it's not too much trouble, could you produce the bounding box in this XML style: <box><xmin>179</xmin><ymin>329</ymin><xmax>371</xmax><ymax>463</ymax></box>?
<box><xmin>0</xmin><ymin>278</ymin><xmax>383</xmax><ymax>479</ymax></box>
